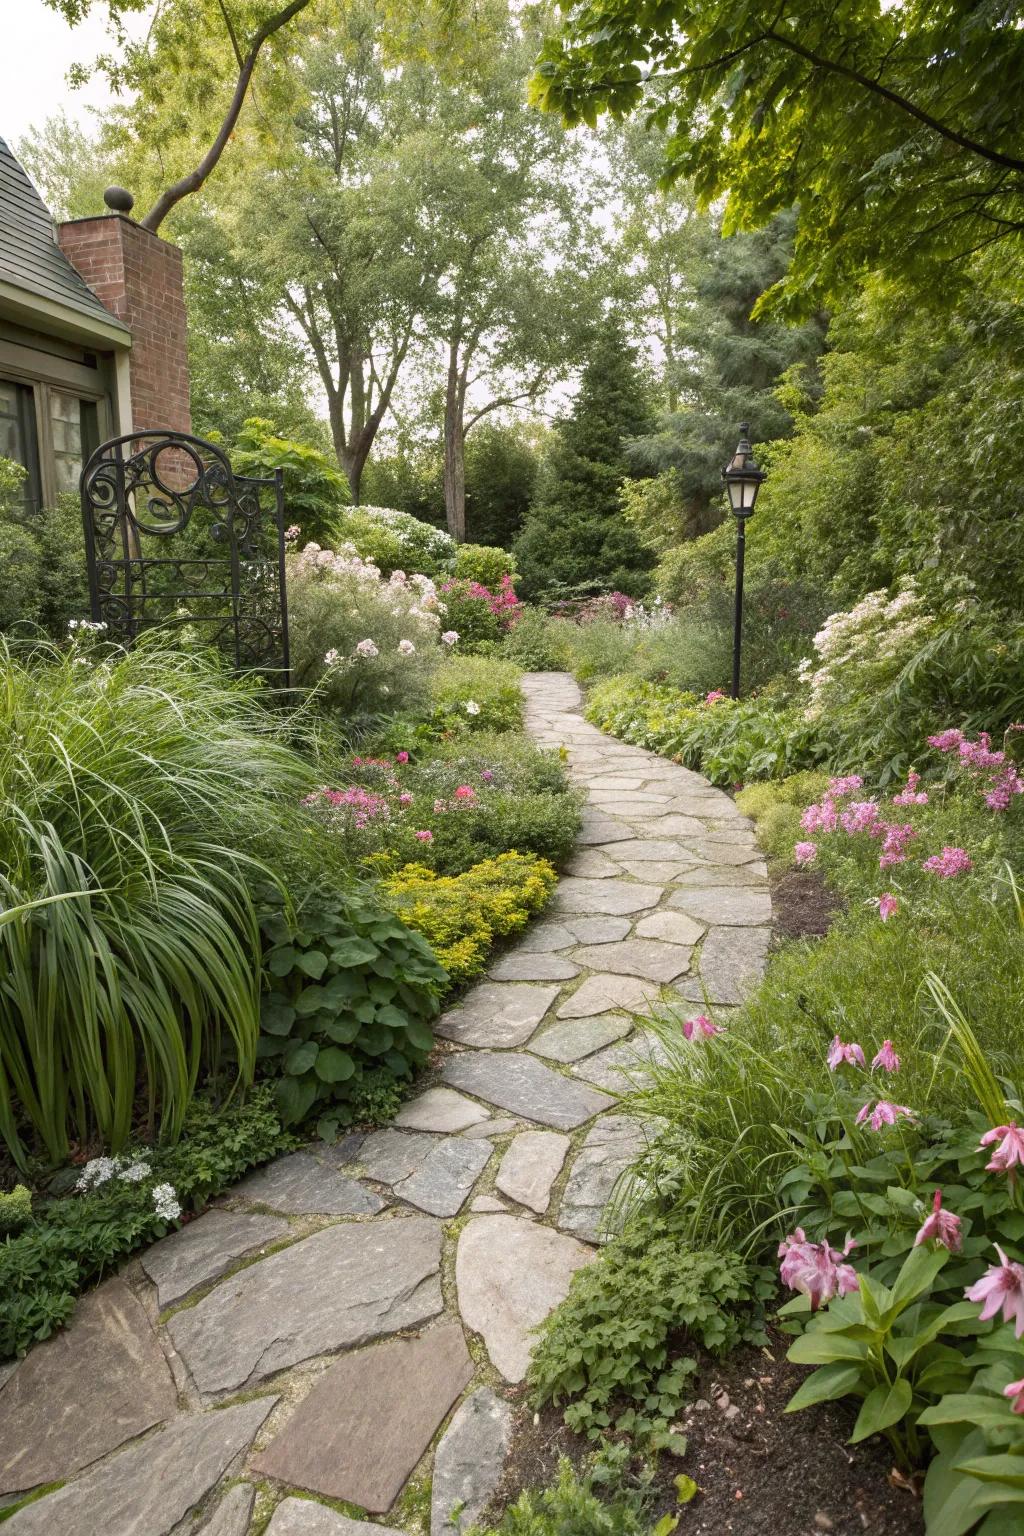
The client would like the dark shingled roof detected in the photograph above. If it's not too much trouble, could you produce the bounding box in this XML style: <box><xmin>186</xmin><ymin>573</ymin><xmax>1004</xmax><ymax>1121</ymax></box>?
<box><xmin>0</xmin><ymin>134</ymin><xmax>129</xmax><ymax>335</ymax></box>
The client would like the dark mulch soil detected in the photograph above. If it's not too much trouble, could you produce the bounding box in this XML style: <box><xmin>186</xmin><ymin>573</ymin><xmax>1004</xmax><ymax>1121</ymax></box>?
<box><xmin>493</xmin><ymin>1333</ymin><xmax>923</xmax><ymax>1536</ymax></box>
<box><xmin>770</xmin><ymin>868</ymin><xmax>844</xmax><ymax>941</ymax></box>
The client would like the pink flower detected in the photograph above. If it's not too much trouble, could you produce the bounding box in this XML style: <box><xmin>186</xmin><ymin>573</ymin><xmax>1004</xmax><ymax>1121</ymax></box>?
<box><xmin>980</xmin><ymin>1122</ymin><xmax>1024</xmax><ymax>1172</ymax></box>
<box><xmin>396</xmin><ymin>751</ymin><xmax>410</xmax><ymax>764</ymax></box>
<box><xmin>481</xmin><ymin>769</ymin><xmax>495</xmax><ymax>783</ymax></box>
<box><xmin>878</xmin><ymin>822</ymin><xmax>917</xmax><ymax>868</ymax></box>
<box><xmin>433</xmin><ymin>799</ymin><xmax>446</xmax><ymax>814</ymax></box>
<box><xmin>705</xmin><ymin>690</ymin><xmax>725</xmax><ymax>706</ymax></box>
<box><xmin>878</xmin><ymin>893</ymin><xmax>899</xmax><ymax>922</ymax></box>
<box><xmin>778</xmin><ymin>1229</ymin><xmax>860</xmax><ymax>1310</ymax></box>
<box><xmin>398</xmin><ymin>792</ymin><xmax>413</xmax><ymax>807</ymax></box>
<box><xmin>794</xmin><ymin>841</ymin><xmax>818</xmax><ymax>866</ymax></box>
<box><xmin>682</xmin><ymin>1014</ymin><xmax>723</xmax><ymax>1040</ymax></box>
<box><xmin>1003</xmin><ymin>1378</ymin><xmax>1024</xmax><ymax>1415</ymax></box>
<box><xmin>801</xmin><ymin>797</ymin><xmax>838</xmax><ymax>834</ymax></box>
<box><xmin>414</xmin><ymin>829</ymin><xmax>433</xmax><ymax>843</ymax></box>
<box><xmin>892</xmin><ymin>770</ymin><xmax>929</xmax><ymax>806</ymax></box>
<box><xmin>923</xmin><ymin>846</ymin><xmax>973</xmax><ymax>878</ymax></box>
<box><xmin>827</xmin><ymin>1036</ymin><xmax>866</xmax><ymax>1070</ymax></box>
<box><xmin>840</xmin><ymin>801</ymin><xmax>882</xmax><ymax>834</ymax></box>
<box><xmin>871</xmin><ymin>1040</ymin><xmax>900</xmax><ymax>1073</ymax></box>
<box><xmin>829</xmin><ymin>775</ymin><xmax>864</xmax><ymax>798</ymax></box>
<box><xmin>856</xmin><ymin>1099</ymin><xmax>914</xmax><ymax>1131</ymax></box>
<box><xmin>914</xmin><ymin>1190</ymin><xmax>962</xmax><ymax>1253</ymax></box>
<box><xmin>965</xmin><ymin>1246</ymin><xmax>1024</xmax><ymax>1337</ymax></box>
<box><xmin>928</xmin><ymin>728</ymin><xmax>965</xmax><ymax>752</ymax></box>
<box><xmin>454</xmin><ymin>785</ymin><xmax>476</xmax><ymax>802</ymax></box>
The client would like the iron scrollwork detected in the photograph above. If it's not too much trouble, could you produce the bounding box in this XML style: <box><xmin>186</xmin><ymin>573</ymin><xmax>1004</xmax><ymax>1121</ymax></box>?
<box><xmin>80</xmin><ymin>430</ymin><xmax>290</xmax><ymax>683</ymax></box>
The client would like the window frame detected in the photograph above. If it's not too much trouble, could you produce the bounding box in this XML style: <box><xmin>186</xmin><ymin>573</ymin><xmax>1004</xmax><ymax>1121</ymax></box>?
<box><xmin>0</xmin><ymin>332</ymin><xmax>114</xmax><ymax>509</ymax></box>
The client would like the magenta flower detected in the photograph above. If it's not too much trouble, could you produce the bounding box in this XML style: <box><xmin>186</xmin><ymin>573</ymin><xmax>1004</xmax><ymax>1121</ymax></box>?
<box><xmin>794</xmin><ymin>841</ymin><xmax>818</xmax><ymax>866</ymax></box>
<box><xmin>454</xmin><ymin>785</ymin><xmax>476</xmax><ymax>801</ymax></box>
<box><xmin>827</xmin><ymin>1035</ymin><xmax>866</xmax><ymax>1070</ymax></box>
<box><xmin>878</xmin><ymin>821</ymin><xmax>917</xmax><ymax>868</ymax></box>
<box><xmin>965</xmin><ymin>1246</ymin><xmax>1024</xmax><ymax>1337</ymax></box>
<box><xmin>980</xmin><ymin>1122</ymin><xmax>1024</xmax><ymax>1172</ymax></box>
<box><xmin>928</xmin><ymin>728</ymin><xmax>965</xmax><ymax>752</ymax></box>
<box><xmin>682</xmin><ymin>1014</ymin><xmax>723</xmax><ymax>1040</ymax></box>
<box><xmin>914</xmin><ymin>1190</ymin><xmax>962</xmax><ymax>1253</ymax></box>
<box><xmin>778</xmin><ymin>1229</ymin><xmax>860</xmax><ymax>1311</ymax></box>
<box><xmin>871</xmin><ymin>1039</ymin><xmax>901</xmax><ymax>1073</ymax></box>
<box><xmin>840</xmin><ymin>800</ymin><xmax>882</xmax><ymax>834</ymax></box>
<box><xmin>705</xmin><ymin>690</ymin><xmax>725</xmax><ymax>705</ymax></box>
<box><xmin>396</xmin><ymin>751</ymin><xmax>410</xmax><ymax>764</ymax></box>
<box><xmin>801</xmin><ymin>797</ymin><xmax>839</xmax><ymax>834</ymax></box>
<box><xmin>891</xmin><ymin>770</ymin><xmax>929</xmax><ymax>806</ymax></box>
<box><xmin>414</xmin><ymin>829</ymin><xmax>433</xmax><ymax>843</ymax></box>
<box><xmin>1004</xmin><ymin>1378</ymin><xmax>1024</xmax><ymax>1415</ymax></box>
<box><xmin>481</xmin><ymin>769</ymin><xmax>495</xmax><ymax>783</ymax></box>
<box><xmin>878</xmin><ymin>893</ymin><xmax>899</xmax><ymax>922</ymax></box>
<box><xmin>828</xmin><ymin>775</ymin><xmax>864</xmax><ymax>798</ymax></box>
<box><xmin>923</xmin><ymin>846</ymin><xmax>973</xmax><ymax>878</ymax></box>
<box><xmin>856</xmin><ymin>1099</ymin><xmax>915</xmax><ymax>1131</ymax></box>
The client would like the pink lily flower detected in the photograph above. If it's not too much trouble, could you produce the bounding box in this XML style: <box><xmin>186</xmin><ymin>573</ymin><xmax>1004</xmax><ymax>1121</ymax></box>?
<box><xmin>878</xmin><ymin>893</ymin><xmax>899</xmax><ymax>922</ymax></box>
<box><xmin>1003</xmin><ymin>1378</ymin><xmax>1024</xmax><ymax>1415</ymax></box>
<box><xmin>981</xmin><ymin>1123</ymin><xmax>1024</xmax><ymax>1172</ymax></box>
<box><xmin>682</xmin><ymin>1014</ymin><xmax>723</xmax><ymax>1040</ymax></box>
<box><xmin>856</xmin><ymin>1100</ymin><xmax>915</xmax><ymax>1131</ymax></box>
<box><xmin>965</xmin><ymin>1246</ymin><xmax>1024</xmax><ymax>1337</ymax></box>
<box><xmin>778</xmin><ymin>1229</ymin><xmax>859</xmax><ymax>1311</ymax></box>
<box><xmin>827</xmin><ymin>1035</ymin><xmax>866</xmax><ymax>1070</ymax></box>
<box><xmin>871</xmin><ymin>1040</ymin><xmax>901</xmax><ymax>1073</ymax></box>
<box><xmin>914</xmin><ymin>1190</ymin><xmax>962</xmax><ymax>1253</ymax></box>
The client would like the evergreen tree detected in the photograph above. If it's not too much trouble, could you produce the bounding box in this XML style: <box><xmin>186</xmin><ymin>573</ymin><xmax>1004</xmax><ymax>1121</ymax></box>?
<box><xmin>628</xmin><ymin>213</ymin><xmax>826</xmax><ymax>533</ymax></box>
<box><xmin>514</xmin><ymin>318</ymin><xmax>656</xmax><ymax>599</ymax></box>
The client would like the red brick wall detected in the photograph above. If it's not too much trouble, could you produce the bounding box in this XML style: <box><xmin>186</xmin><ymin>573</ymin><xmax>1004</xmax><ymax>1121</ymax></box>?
<box><xmin>57</xmin><ymin>215</ymin><xmax>191</xmax><ymax>436</ymax></box>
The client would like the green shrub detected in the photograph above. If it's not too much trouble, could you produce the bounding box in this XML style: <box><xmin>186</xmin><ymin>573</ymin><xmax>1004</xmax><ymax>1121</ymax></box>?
<box><xmin>383</xmin><ymin>851</ymin><xmax>557</xmax><ymax>985</ymax></box>
<box><xmin>584</xmin><ymin>675</ymin><xmax>830</xmax><ymax>785</ymax></box>
<box><xmin>735</xmin><ymin>771</ymin><xmax>829</xmax><ymax>864</ymax></box>
<box><xmin>560</xmin><ymin>618</ymin><xmax>638</xmax><ymax>682</ymax></box>
<box><xmin>470</xmin><ymin>1457</ymin><xmax>655</xmax><ymax>1536</ymax></box>
<box><xmin>0</xmin><ymin>1086</ymin><xmax>291</xmax><ymax>1358</ymax></box>
<box><xmin>429</xmin><ymin>655</ymin><xmax>524</xmax><ymax>735</ymax></box>
<box><xmin>257</xmin><ymin>883</ymin><xmax>446</xmax><ymax>1138</ymax></box>
<box><xmin>0</xmin><ymin>460</ymin><xmax>90</xmax><ymax>639</ymax></box>
<box><xmin>333</xmin><ymin>505</ymin><xmax>456</xmax><ymax>578</ymax></box>
<box><xmin>530</xmin><ymin>1227</ymin><xmax>764</xmax><ymax>1447</ymax></box>
<box><xmin>0</xmin><ymin>1186</ymin><xmax>32</xmax><ymax>1235</ymax></box>
<box><xmin>499</xmin><ymin>607</ymin><xmax>572</xmax><ymax>671</ymax></box>
<box><xmin>230</xmin><ymin>417</ymin><xmax>349</xmax><ymax>545</ymax></box>
<box><xmin>453</xmin><ymin>542</ymin><xmax>519</xmax><ymax>589</ymax></box>
<box><xmin>0</xmin><ymin>638</ymin><xmax>317</xmax><ymax>1170</ymax></box>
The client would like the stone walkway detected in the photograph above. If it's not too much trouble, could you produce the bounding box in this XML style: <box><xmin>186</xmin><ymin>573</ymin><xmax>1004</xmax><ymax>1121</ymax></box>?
<box><xmin>0</xmin><ymin>672</ymin><xmax>771</xmax><ymax>1536</ymax></box>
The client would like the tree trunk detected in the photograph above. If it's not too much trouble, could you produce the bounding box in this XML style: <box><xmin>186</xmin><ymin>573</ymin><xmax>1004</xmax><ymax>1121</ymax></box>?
<box><xmin>443</xmin><ymin>340</ymin><xmax>467</xmax><ymax>541</ymax></box>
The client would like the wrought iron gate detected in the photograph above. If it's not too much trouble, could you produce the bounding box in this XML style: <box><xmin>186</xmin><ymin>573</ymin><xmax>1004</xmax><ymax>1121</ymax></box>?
<box><xmin>81</xmin><ymin>430</ymin><xmax>290</xmax><ymax>681</ymax></box>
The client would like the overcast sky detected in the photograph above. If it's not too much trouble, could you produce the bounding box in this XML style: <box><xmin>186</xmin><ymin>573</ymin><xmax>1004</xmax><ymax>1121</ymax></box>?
<box><xmin>0</xmin><ymin>0</ymin><xmax>152</xmax><ymax>149</ymax></box>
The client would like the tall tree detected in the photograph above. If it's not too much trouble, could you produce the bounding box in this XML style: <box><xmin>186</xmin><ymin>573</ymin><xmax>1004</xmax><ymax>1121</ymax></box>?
<box><xmin>513</xmin><ymin>314</ymin><xmax>656</xmax><ymax>598</ymax></box>
<box><xmin>532</xmin><ymin>0</ymin><xmax>1024</xmax><ymax>315</ymax></box>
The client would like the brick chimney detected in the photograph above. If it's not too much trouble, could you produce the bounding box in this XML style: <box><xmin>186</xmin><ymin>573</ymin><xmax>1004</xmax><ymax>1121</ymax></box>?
<box><xmin>57</xmin><ymin>214</ymin><xmax>191</xmax><ymax>436</ymax></box>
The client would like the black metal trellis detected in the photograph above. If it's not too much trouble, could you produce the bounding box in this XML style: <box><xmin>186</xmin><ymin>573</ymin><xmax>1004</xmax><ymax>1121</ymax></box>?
<box><xmin>81</xmin><ymin>430</ymin><xmax>290</xmax><ymax>683</ymax></box>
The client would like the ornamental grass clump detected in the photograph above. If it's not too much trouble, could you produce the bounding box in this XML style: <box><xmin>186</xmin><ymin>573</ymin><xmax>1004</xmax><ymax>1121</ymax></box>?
<box><xmin>0</xmin><ymin>636</ymin><xmax>316</xmax><ymax>1170</ymax></box>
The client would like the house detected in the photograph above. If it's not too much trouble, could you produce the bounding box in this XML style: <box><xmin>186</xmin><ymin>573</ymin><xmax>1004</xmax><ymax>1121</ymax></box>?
<box><xmin>0</xmin><ymin>135</ymin><xmax>190</xmax><ymax>511</ymax></box>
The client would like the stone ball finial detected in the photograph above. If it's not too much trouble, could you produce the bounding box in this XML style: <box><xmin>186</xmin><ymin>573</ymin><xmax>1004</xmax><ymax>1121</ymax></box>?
<box><xmin>103</xmin><ymin>185</ymin><xmax>135</xmax><ymax>214</ymax></box>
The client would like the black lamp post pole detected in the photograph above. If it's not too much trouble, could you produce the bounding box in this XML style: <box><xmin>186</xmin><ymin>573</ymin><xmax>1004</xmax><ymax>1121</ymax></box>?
<box><xmin>731</xmin><ymin>514</ymin><xmax>745</xmax><ymax>701</ymax></box>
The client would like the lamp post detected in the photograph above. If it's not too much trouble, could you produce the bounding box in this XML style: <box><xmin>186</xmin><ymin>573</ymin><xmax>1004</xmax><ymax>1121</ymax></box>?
<box><xmin>721</xmin><ymin>422</ymin><xmax>766</xmax><ymax>700</ymax></box>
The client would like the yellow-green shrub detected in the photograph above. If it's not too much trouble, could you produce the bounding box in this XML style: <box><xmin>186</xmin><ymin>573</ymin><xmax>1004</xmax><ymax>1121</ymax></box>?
<box><xmin>382</xmin><ymin>851</ymin><xmax>557</xmax><ymax>984</ymax></box>
<box><xmin>735</xmin><ymin>771</ymin><xmax>830</xmax><ymax>864</ymax></box>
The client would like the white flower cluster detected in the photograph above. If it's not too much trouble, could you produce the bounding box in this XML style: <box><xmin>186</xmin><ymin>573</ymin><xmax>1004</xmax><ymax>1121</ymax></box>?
<box><xmin>800</xmin><ymin>581</ymin><xmax>933</xmax><ymax>719</ymax></box>
<box><xmin>292</xmin><ymin>542</ymin><xmax>444</xmax><ymax>628</ymax></box>
<box><xmin>354</xmin><ymin>506</ymin><xmax>455</xmax><ymax>563</ymax></box>
<box><xmin>152</xmin><ymin>1183</ymin><xmax>182</xmax><ymax>1222</ymax></box>
<box><xmin>622</xmin><ymin>597</ymin><xmax>673</xmax><ymax>632</ymax></box>
<box><xmin>67</xmin><ymin>619</ymin><xmax>108</xmax><ymax>634</ymax></box>
<box><xmin>76</xmin><ymin>1154</ymin><xmax>153</xmax><ymax>1192</ymax></box>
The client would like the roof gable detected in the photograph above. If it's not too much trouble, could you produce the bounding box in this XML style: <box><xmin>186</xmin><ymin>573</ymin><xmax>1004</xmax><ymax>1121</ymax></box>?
<box><xmin>0</xmin><ymin>135</ymin><xmax>130</xmax><ymax>337</ymax></box>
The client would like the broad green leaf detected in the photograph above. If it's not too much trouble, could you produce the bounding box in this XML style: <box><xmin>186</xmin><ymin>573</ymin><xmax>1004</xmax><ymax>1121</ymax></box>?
<box><xmin>267</xmin><ymin>945</ymin><xmax>297</xmax><ymax>976</ymax></box>
<box><xmin>850</xmin><ymin>1378</ymin><xmax>912</xmax><ymax>1443</ymax></box>
<box><xmin>259</xmin><ymin>997</ymin><xmax>296</xmax><ymax>1036</ymax></box>
<box><xmin>285</xmin><ymin>1039</ymin><xmax>319</xmax><ymax>1075</ymax></box>
<box><xmin>785</xmin><ymin>1362</ymin><xmax>863</xmax><ymax>1411</ymax></box>
<box><xmin>295</xmin><ymin>949</ymin><xmax>329</xmax><ymax>979</ymax></box>
<box><xmin>315</xmin><ymin>1046</ymin><xmax>355</xmax><ymax>1083</ymax></box>
<box><xmin>331</xmin><ymin>938</ymin><xmax>380</xmax><ymax>967</ymax></box>
<box><xmin>275</xmin><ymin>1073</ymin><xmax>318</xmax><ymax>1125</ymax></box>
<box><xmin>889</xmin><ymin>1243</ymin><xmax>950</xmax><ymax>1311</ymax></box>
<box><xmin>920</xmin><ymin>1394</ymin><xmax>1021</xmax><ymax>1432</ymax></box>
<box><xmin>404</xmin><ymin>1018</ymin><xmax>435</xmax><ymax>1052</ymax></box>
<box><xmin>324</xmin><ymin>1016</ymin><xmax>362</xmax><ymax>1045</ymax></box>
<box><xmin>957</xmin><ymin>1454</ymin><xmax>1024</xmax><ymax>1490</ymax></box>
<box><xmin>788</xmin><ymin>1329</ymin><xmax>868</xmax><ymax>1365</ymax></box>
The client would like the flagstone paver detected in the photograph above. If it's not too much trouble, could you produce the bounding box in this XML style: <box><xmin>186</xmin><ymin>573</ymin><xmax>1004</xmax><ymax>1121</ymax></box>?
<box><xmin>3</xmin><ymin>672</ymin><xmax>771</xmax><ymax>1533</ymax></box>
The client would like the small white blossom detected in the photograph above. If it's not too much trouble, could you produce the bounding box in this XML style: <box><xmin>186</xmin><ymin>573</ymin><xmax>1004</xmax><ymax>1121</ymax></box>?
<box><xmin>152</xmin><ymin>1183</ymin><xmax>181</xmax><ymax>1222</ymax></box>
<box><xmin>465</xmin><ymin>699</ymin><xmax>480</xmax><ymax>716</ymax></box>
<box><xmin>355</xmin><ymin>638</ymin><xmax>379</xmax><ymax>658</ymax></box>
<box><xmin>324</xmin><ymin>648</ymin><xmax>340</xmax><ymax>665</ymax></box>
<box><xmin>442</xmin><ymin>631</ymin><xmax>459</xmax><ymax>646</ymax></box>
<box><xmin>398</xmin><ymin>639</ymin><xmax>416</xmax><ymax>656</ymax></box>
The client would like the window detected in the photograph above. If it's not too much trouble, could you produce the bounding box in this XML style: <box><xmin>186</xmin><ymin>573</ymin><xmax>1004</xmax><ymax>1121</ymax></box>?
<box><xmin>0</xmin><ymin>378</ymin><xmax>41</xmax><ymax>511</ymax></box>
<box><xmin>49</xmin><ymin>390</ymin><xmax>99</xmax><ymax>495</ymax></box>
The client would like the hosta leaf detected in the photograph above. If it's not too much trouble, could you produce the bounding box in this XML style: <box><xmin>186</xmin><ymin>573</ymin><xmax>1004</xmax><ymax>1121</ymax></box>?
<box><xmin>285</xmin><ymin>1039</ymin><xmax>319</xmax><ymax>1075</ymax></box>
<box><xmin>331</xmin><ymin>938</ymin><xmax>380</xmax><ymax>967</ymax></box>
<box><xmin>315</xmin><ymin>1047</ymin><xmax>356</xmax><ymax>1083</ymax></box>
<box><xmin>786</xmin><ymin>1362</ymin><xmax>863</xmax><ymax>1411</ymax></box>
<box><xmin>275</xmin><ymin>1073</ymin><xmax>318</xmax><ymax>1125</ymax></box>
<box><xmin>295</xmin><ymin>949</ymin><xmax>329</xmax><ymax>979</ymax></box>
<box><xmin>267</xmin><ymin>945</ymin><xmax>297</xmax><ymax>976</ymax></box>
